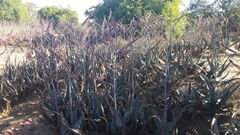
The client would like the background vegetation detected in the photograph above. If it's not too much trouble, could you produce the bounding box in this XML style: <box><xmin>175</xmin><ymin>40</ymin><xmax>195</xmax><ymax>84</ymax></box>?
<box><xmin>0</xmin><ymin>0</ymin><xmax>30</xmax><ymax>22</ymax></box>
<box><xmin>0</xmin><ymin>0</ymin><xmax>240</xmax><ymax>135</ymax></box>
<box><xmin>38</xmin><ymin>6</ymin><xmax>79</xmax><ymax>28</ymax></box>
<box><xmin>85</xmin><ymin>0</ymin><xmax>186</xmax><ymax>36</ymax></box>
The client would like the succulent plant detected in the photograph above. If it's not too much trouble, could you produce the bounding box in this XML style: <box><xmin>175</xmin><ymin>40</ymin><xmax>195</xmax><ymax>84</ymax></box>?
<box><xmin>0</xmin><ymin>13</ymin><xmax>239</xmax><ymax>135</ymax></box>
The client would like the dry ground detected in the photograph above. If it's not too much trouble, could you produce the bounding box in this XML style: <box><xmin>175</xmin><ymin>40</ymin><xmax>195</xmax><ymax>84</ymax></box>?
<box><xmin>0</xmin><ymin>93</ymin><xmax>59</xmax><ymax>135</ymax></box>
<box><xmin>0</xmin><ymin>46</ymin><xmax>59</xmax><ymax>135</ymax></box>
<box><xmin>0</xmin><ymin>45</ymin><xmax>239</xmax><ymax>135</ymax></box>
<box><xmin>0</xmin><ymin>46</ymin><xmax>26</xmax><ymax>73</ymax></box>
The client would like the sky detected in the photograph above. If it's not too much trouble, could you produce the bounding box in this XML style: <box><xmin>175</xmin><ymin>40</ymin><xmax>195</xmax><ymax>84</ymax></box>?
<box><xmin>22</xmin><ymin>0</ymin><xmax>103</xmax><ymax>23</ymax></box>
<box><xmin>22</xmin><ymin>0</ymin><xmax>191</xmax><ymax>23</ymax></box>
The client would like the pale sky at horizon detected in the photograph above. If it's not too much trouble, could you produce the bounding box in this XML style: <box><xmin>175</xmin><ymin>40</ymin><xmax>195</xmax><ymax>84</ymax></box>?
<box><xmin>22</xmin><ymin>0</ymin><xmax>103</xmax><ymax>23</ymax></box>
<box><xmin>22</xmin><ymin>0</ymin><xmax>191</xmax><ymax>23</ymax></box>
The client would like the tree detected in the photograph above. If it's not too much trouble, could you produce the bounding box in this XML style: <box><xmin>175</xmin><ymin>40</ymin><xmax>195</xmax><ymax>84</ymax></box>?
<box><xmin>25</xmin><ymin>2</ymin><xmax>39</xmax><ymax>19</ymax></box>
<box><xmin>38</xmin><ymin>6</ymin><xmax>79</xmax><ymax>26</ymax></box>
<box><xmin>187</xmin><ymin>0</ymin><xmax>215</xmax><ymax>18</ymax></box>
<box><xmin>0</xmin><ymin>0</ymin><xmax>30</xmax><ymax>22</ymax></box>
<box><xmin>85</xmin><ymin>0</ymin><xmax>183</xmax><ymax>24</ymax></box>
<box><xmin>85</xmin><ymin>0</ymin><xmax>186</xmax><ymax>37</ymax></box>
<box><xmin>161</xmin><ymin>0</ymin><xmax>187</xmax><ymax>37</ymax></box>
<box><xmin>227</xmin><ymin>1</ymin><xmax>240</xmax><ymax>28</ymax></box>
<box><xmin>187</xmin><ymin>0</ymin><xmax>240</xmax><ymax>38</ymax></box>
<box><xmin>85</xmin><ymin>0</ymin><xmax>187</xmax><ymax>36</ymax></box>
<box><xmin>216</xmin><ymin>0</ymin><xmax>240</xmax><ymax>37</ymax></box>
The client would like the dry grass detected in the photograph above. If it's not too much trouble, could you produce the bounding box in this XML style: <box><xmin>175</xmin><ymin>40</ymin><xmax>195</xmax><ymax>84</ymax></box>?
<box><xmin>0</xmin><ymin>46</ymin><xmax>28</xmax><ymax>74</ymax></box>
<box><xmin>0</xmin><ymin>20</ymin><xmax>43</xmax><ymax>46</ymax></box>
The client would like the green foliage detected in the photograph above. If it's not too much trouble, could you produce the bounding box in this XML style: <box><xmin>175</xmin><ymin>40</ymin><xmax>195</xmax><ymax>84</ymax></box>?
<box><xmin>85</xmin><ymin>0</ymin><xmax>122</xmax><ymax>23</ymax></box>
<box><xmin>161</xmin><ymin>0</ymin><xmax>188</xmax><ymax>37</ymax></box>
<box><xmin>220</xmin><ymin>0</ymin><xmax>240</xmax><ymax>34</ymax></box>
<box><xmin>38</xmin><ymin>6</ymin><xmax>79</xmax><ymax>25</ymax></box>
<box><xmin>0</xmin><ymin>0</ymin><xmax>30</xmax><ymax>22</ymax></box>
<box><xmin>187</xmin><ymin>0</ymin><xmax>215</xmax><ymax>18</ymax></box>
<box><xmin>187</xmin><ymin>0</ymin><xmax>240</xmax><ymax>38</ymax></box>
<box><xmin>85</xmin><ymin>0</ymin><xmax>187</xmax><ymax>37</ymax></box>
<box><xmin>25</xmin><ymin>2</ymin><xmax>39</xmax><ymax>19</ymax></box>
<box><xmin>118</xmin><ymin>0</ymin><xmax>165</xmax><ymax>24</ymax></box>
<box><xmin>86</xmin><ymin>0</ymin><xmax>180</xmax><ymax>23</ymax></box>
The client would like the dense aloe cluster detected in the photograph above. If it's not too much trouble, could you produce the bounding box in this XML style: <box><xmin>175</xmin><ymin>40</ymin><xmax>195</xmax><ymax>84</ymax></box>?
<box><xmin>0</xmin><ymin>15</ymin><xmax>240</xmax><ymax>135</ymax></box>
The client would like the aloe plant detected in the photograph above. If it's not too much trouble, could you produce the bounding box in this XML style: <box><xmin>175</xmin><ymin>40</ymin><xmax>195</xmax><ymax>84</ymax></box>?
<box><xmin>35</xmin><ymin>15</ymin><xmax>240</xmax><ymax>135</ymax></box>
<box><xmin>0</xmin><ymin>11</ymin><xmax>239</xmax><ymax>135</ymax></box>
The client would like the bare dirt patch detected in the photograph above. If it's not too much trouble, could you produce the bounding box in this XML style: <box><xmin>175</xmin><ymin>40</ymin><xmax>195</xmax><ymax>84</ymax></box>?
<box><xmin>0</xmin><ymin>94</ymin><xmax>59</xmax><ymax>135</ymax></box>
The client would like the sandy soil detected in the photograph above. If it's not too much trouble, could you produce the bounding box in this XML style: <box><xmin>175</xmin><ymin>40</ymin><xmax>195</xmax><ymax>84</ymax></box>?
<box><xmin>0</xmin><ymin>46</ymin><xmax>27</xmax><ymax>74</ymax></box>
<box><xmin>0</xmin><ymin>46</ymin><xmax>59</xmax><ymax>135</ymax></box>
<box><xmin>0</xmin><ymin>94</ymin><xmax>59</xmax><ymax>135</ymax></box>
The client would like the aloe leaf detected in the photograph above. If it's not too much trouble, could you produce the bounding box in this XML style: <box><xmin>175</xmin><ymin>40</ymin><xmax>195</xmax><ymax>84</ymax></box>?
<box><xmin>148</xmin><ymin>121</ymin><xmax>158</xmax><ymax>134</ymax></box>
<box><xmin>93</xmin><ymin>101</ymin><xmax>101</xmax><ymax>119</ymax></box>
<box><xmin>40</xmin><ymin>105</ymin><xmax>57</xmax><ymax>126</ymax></box>
<box><xmin>220</xmin><ymin>78</ymin><xmax>240</xmax><ymax>86</ymax></box>
<box><xmin>174</xmin><ymin>104</ymin><xmax>191</xmax><ymax>123</ymax></box>
<box><xmin>217</xmin><ymin>57</ymin><xmax>230</xmax><ymax>77</ymax></box>
<box><xmin>218</xmin><ymin>82</ymin><xmax>240</xmax><ymax>106</ymax></box>
<box><xmin>217</xmin><ymin>88</ymin><xmax>230</xmax><ymax>104</ymax></box>
<box><xmin>155</xmin><ymin>122</ymin><xmax>163</xmax><ymax>135</ymax></box>
<box><xmin>73</xmin><ymin>114</ymin><xmax>85</xmax><ymax>130</ymax></box>
<box><xmin>199</xmin><ymin>74</ymin><xmax>213</xmax><ymax>93</ymax></box>
<box><xmin>123</xmin><ymin>110</ymin><xmax>132</xmax><ymax>123</ymax></box>
<box><xmin>87</xmin><ymin>118</ymin><xmax>98</xmax><ymax>131</ymax></box>
<box><xmin>58</xmin><ymin>111</ymin><xmax>73</xmax><ymax>134</ymax></box>
<box><xmin>123</xmin><ymin>109</ymin><xmax>138</xmax><ymax>133</ymax></box>
<box><xmin>40</xmin><ymin>94</ymin><xmax>55</xmax><ymax>111</ymax></box>
<box><xmin>211</xmin><ymin>118</ymin><xmax>219</xmax><ymax>134</ymax></box>
<box><xmin>39</xmin><ymin>90</ymin><xmax>55</xmax><ymax>111</ymax></box>
<box><xmin>195</xmin><ymin>61</ymin><xmax>206</xmax><ymax>68</ymax></box>
<box><xmin>148</xmin><ymin>115</ymin><xmax>162</xmax><ymax>135</ymax></box>
<box><xmin>234</xmin><ymin>121</ymin><xmax>240</xmax><ymax>130</ymax></box>
<box><xmin>137</xmin><ymin>107</ymin><xmax>145</xmax><ymax>121</ymax></box>
<box><xmin>219</xmin><ymin>70</ymin><xmax>230</xmax><ymax>80</ymax></box>
<box><xmin>116</xmin><ymin>113</ymin><xmax>123</xmax><ymax>128</ymax></box>
<box><xmin>71</xmin><ymin>109</ymin><xmax>78</xmax><ymax>126</ymax></box>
